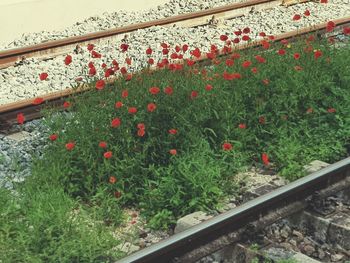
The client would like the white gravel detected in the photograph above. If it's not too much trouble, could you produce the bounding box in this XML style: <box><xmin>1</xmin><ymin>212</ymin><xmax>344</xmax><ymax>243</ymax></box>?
<box><xmin>0</xmin><ymin>0</ymin><xmax>349</xmax><ymax>105</ymax></box>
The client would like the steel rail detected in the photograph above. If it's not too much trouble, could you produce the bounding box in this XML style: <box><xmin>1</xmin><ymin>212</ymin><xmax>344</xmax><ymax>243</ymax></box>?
<box><xmin>0</xmin><ymin>0</ymin><xmax>308</xmax><ymax>69</ymax></box>
<box><xmin>1</xmin><ymin>16</ymin><xmax>349</xmax><ymax>132</ymax></box>
<box><xmin>117</xmin><ymin>157</ymin><xmax>350</xmax><ymax>263</ymax></box>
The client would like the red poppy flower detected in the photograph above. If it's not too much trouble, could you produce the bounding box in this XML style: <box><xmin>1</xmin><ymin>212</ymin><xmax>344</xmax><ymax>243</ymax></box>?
<box><xmin>64</xmin><ymin>55</ymin><xmax>72</xmax><ymax>65</ymax></box>
<box><xmin>243</xmin><ymin>27</ymin><xmax>250</xmax><ymax>34</ymax></box>
<box><xmin>251</xmin><ymin>67</ymin><xmax>258</xmax><ymax>74</ymax></box>
<box><xmin>293</xmin><ymin>53</ymin><xmax>300</xmax><ymax>60</ymax></box>
<box><xmin>128</xmin><ymin>107</ymin><xmax>137</xmax><ymax>114</ymax></box>
<box><xmin>147</xmin><ymin>58</ymin><xmax>154</xmax><ymax>65</ymax></box>
<box><xmin>231</xmin><ymin>53</ymin><xmax>240</xmax><ymax>59</ymax></box>
<box><xmin>146</xmin><ymin>47</ymin><xmax>152</xmax><ymax>55</ymax></box>
<box><xmin>186</xmin><ymin>59</ymin><xmax>195</xmax><ymax>67</ymax></box>
<box><xmin>327</xmin><ymin>108</ymin><xmax>336</xmax><ymax>113</ymax></box>
<box><xmin>91</xmin><ymin>50</ymin><xmax>102</xmax><ymax>58</ymax></box>
<box><xmin>112</xmin><ymin>59</ymin><xmax>119</xmax><ymax>66</ymax></box>
<box><xmin>111</xmin><ymin>118</ymin><xmax>121</xmax><ymax>128</ymax></box>
<box><xmin>233</xmin><ymin>38</ymin><xmax>240</xmax><ymax>44</ymax></box>
<box><xmin>114</xmin><ymin>191</ymin><xmax>122</xmax><ymax>198</ymax></box>
<box><xmin>242</xmin><ymin>35</ymin><xmax>250</xmax><ymax>41</ymax></box>
<box><xmin>33</xmin><ymin>97</ymin><xmax>44</xmax><ymax>105</ymax></box>
<box><xmin>191</xmin><ymin>48</ymin><xmax>201</xmax><ymax>58</ymax></box>
<box><xmin>182</xmin><ymin>44</ymin><xmax>189</xmax><ymax>52</ymax></box>
<box><xmin>162</xmin><ymin>49</ymin><xmax>169</xmax><ymax>55</ymax></box>
<box><xmin>304</xmin><ymin>9</ymin><xmax>310</xmax><ymax>16</ymax></box>
<box><xmin>149</xmin><ymin>87</ymin><xmax>160</xmax><ymax>95</ymax></box>
<box><xmin>314</xmin><ymin>50</ymin><xmax>322</xmax><ymax>59</ymax></box>
<box><xmin>63</xmin><ymin>101</ymin><xmax>71</xmax><ymax>109</ymax></box>
<box><xmin>238</xmin><ymin>123</ymin><xmax>246</xmax><ymax>129</ymax></box>
<box><xmin>65</xmin><ymin>142</ymin><xmax>75</xmax><ymax>151</ymax></box>
<box><xmin>255</xmin><ymin>55</ymin><xmax>266</xmax><ymax>63</ymax></box>
<box><xmin>242</xmin><ymin>60</ymin><xmax>252</xmax><ymax>68</ymax></box>
<box><xmin>120</xmin><ymin>43</ymin><xmax>129</xmax><ymax>52</ymax></box>
<box><xmin>170</xmin><ymin>53</ymin><xmax>178</xmax><ymax>59</ymax></box>
<box><xmin>49</xmin><ymin>134</ymin><xmax>58</xmax><ymax>141</ymax></box>
<box><xmin>268</xmin><ymin>35</ymin><xmax>275</xmax><ymax>40</ymax></box>
<box><xmin>278</xmin><ymin>49</ymin><xmax>286</xmax><ymax>55</ymax></box>
<box><xmin>147</xmin><ymin>103</ymin><xmax>157</xmax><ymax>112</ymax></box>
<box><xmin>234</xmin><ymin>30</ymin><xmax>242</xmax><ymax>36</ymax></box>
<box><xmin>261</xmin><ymin>40</ymin><xmax>270</xmax><ymax>50</ymax></box>
<box><xmin>206</xmin><ymin>52</ymin><xmax>215</xmax><ymax>60</ymax></box>
<box><xmin>125</xmin><ymin>57</ymin><xmax>132</xmax><ymax>65</ymax></box>
<box><xmin>320</xmin><ymin>0</ymin><xmax>328</xmax><ymax>3</ymax></box>
<box><xmin>205</xmin><ymin>84</ymin><xmax>213</xmax><ymax>91</ymax></box>
<box><xmin>225</xmin><ymin>59</ymin><xmax>234</xmax><ymax>67</ymax></box>
<box><xmin>104</xmin><ymin>151</ymin><xmax>113</xmax><ymax>159</ymax></box>
<box><xmin>89</xmin><ymin>67</ymin><xmax>96</xmax><ymax>76</ymax></box>
<box><xmin>326</xmin><ymin>21</ymin><xmax>335</xmax><ymax>32</ymax></box>
<box><xmin>259</xmin><ymin>116</ymin><xmax>266</xmax><ymax>124</ymax></box>
<box><xmin>99</xmin><ymin>141</ymin><xmax>107</xmax><ymax>148</ymax></box>
<box><xmin>121</xmin><ymin>90</ymin><xmax>128</xmax><ymax>98</ymax></box>
<box><xmin>223</xmin><ymin>72</ymin><xmax>242</xmax><ymax>80</ymax></box>
<box><xmin>95</xmin><ymin>80</ymin><xmax>105</xmax><ymax>90</ymax></box>
<box><xmin>164</xmin><ymin>86</ymin><xmax>173</xmax><ymax>95</ymax></box>
<box><xmin>280</xmin><ymin>39</ymin><xmax>289</xmax><ymax>45</ymax></box>
<box><xmin>222</xmin><ymin>142</ymin><xmax>233</xmax><ymax>151</ymax></box>
<box><xmin>39</xmin><ymin>72</ymin><xmax>48</xmax><ymax>81</ymax></box>
<box><xmin>343</xmin><ymin>27</ymin><xmax>350</xmax><ymax>35</ymax></box>
<box><xmin>87</xmin><ymin>44</ymin><xmax>94</xmax><ymax>51</ymax></box>
<box><xmin>137</xmin><ymin>129</ymin><xmax>145</xmax><ymax>137</ymax></box>
<box><xmin>169</xmin><ymin>149</ymin><xmax>177</xmax><ymax>155</ymax></box>
<box><xmin>220</xmin><ymin>35</ymin><xmax>228</xmax><ymax>41</ymax></box>
<box><xmin>137</xmin><ymin>123</ymin><xmax>145</xmax><ymax>129</ymax></box>
<box><xmin>190</xmin><ymin>91</ymin><xmax>198</xmax><ymax>99</ymax></box>
<box><xmin>115</xmin><ymin>101</ymin><xmax>123</xmax><ymax>109</ymax></box>
<box><xmin>17</xmin><ymin>113</ymin><xmax>25</xmax><ymax>125</ymax></box>
<box><xmin>259</xmin><ymin>32</ymin><xmax>266</xmax><ymax>37</ymax></box>
<box><xmin>125</xmin><ymin>74</ymin><xmax>132</xmax><ymax>82</ymax></box>
<box><xmin>109</xmin><ymin>176</ymin><xmax>117</xmax><ymax>184</ymax></box>
<box><xmin>293</xmin><ymin>14</ymin><xmax>301</xmax><ymax>21</ymax></box>
<box><xmin>168</xmin><ymin>129</ymin><xmax>177</xmax><ymax>135</ymax></box>
<box><xmin>262</xmin><ymin>153</ymin><xmax>270</xmax><ymax>166</ymax></box>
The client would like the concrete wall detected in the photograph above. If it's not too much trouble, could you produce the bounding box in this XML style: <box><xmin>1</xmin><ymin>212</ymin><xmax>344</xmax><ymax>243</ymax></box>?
<box><xmin>0</xmin><ymin>0</ymin><xmax>169</xmax><ymax>44</ymax></box>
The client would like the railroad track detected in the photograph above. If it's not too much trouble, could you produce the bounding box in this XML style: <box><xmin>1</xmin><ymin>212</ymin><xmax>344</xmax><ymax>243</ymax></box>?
<box><xmin>1</xmin><ymin>16</ymin><xmax>349</xmax><ymax>133</ymax></box>
<box><xmin>0</xmin><ymin>0</ymin><xmax>308</xmax><ymax>70</ymax></box>
<box><xmin>117</xmin><ymin>157</ymin><xmax>350</xmax><ymax>263</ymax></box>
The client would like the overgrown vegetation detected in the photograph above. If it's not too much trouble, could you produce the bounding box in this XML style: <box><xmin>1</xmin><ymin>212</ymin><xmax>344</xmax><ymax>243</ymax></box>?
<box><xmin>1</xmin><ymin>33</ymin><xmax>349</xmax><ymax>262</ymax></box>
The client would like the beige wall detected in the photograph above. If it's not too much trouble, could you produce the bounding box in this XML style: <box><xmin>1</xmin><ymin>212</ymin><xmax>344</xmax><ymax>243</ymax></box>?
<box><xmin>0</xmin><ymin>0</ymin><xmax>169</xmax><ymax>44</ymax></box>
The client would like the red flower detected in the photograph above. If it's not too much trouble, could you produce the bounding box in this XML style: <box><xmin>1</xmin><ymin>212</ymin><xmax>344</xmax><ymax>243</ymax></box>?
<box><xmin>343</xmin><ymin>27</ymin><xmax>350</xmax><ymax>35</ymax></box>
<box><xmin>259</xmin><ymin>116</ymin><xmax>266</xmax><ymax>124</ymax></box>
<box><xmin>259</xmin><ymin>32</ymin><xmax>266</xmax><ymax>37</ymax></box>
<box><xmin>262</xmin><ymin>153</ymin><xmax>270</xmax><ymax>166</ymax></box>
<box><xmin>63</xmin><ymin>101</ymin><xmax>71</xmax><ymax>108</ymax></box>
<box><xmin>220</xmin><ymin>34</ymin><xmax>228</xmax><ymax>41</ymax></box>
<box><xmin>65</xmin><ymin>142</ymin><xmax>75</xmax><ymax>151</ymax></box>
<box><xmin>278</xmin><ymin>49</ymin><xmax>286</xmax><ymax>55</ymax></box>
<box><xmin>238</xmin><ymin>123</ymin><xmax>246</xmax><ymax>129</ymax></box>
<box><xmin>125</xmin><ymin>74</ymin><xmax>132</xmax><ymax>81</ymax></box>
<box><xmin>17</xmin><ymin>113</ymin><xmax>25</xmax><ymax>125</ymax></box>
<box><xmin>149</xmin><ymin>87</ymin><xmax>160</xmax><ymax>95</ymax></box>
<box><xmin>49</xmin><ymin>134</ymin><xmax>58</xmax><ymax>141</ymax></box>
<box><xmin>99</xmin><ymin>141</ymin><xmax>107</xmax><ymax>148</ymax></box>
<box><xmin>225</xmin><ymin>59</ymin><xmax>234</xmax><ymax>67</ymax></box>
<box><xmin>205</xmin><ymin>84</ymin><xmax>213</xmax><ymax>91</ymax></box>
<box><xmin>233</xmin><ymin>38</ymin><xmax>240</xmax><ymax>44</ymax></box>
<box><xmin>314</xmin><ymin>50</ymin><xmax>322</xmax><ymax>59</ymax></box>
<box><xmin>242</xmin><ymin>35</ymin><xmax>250</xmax><ymax>41</ymax></box>
<box><xmin>137</xmin><ymin>129</ymin><xmax>145</xmax><ymax>137</ymax></box>
<box><xmin>137</xmin><ymin>123</ymin><xmax>145</xmax><ymax>130</ymax></box>
<box><xmin>293</xmin><ymin>14</ymin><xmax>301</xmax><ymax>21</ymax></box>
<box><xmin>120</xmin><ymin>43</ymin><xmax>129</xmax><ymax>52</ymax></box>
<box><xmin>160</xmin><ymin>43</ymin><xmax>168</xmax><ymax>49</ymax></box>
<box><xmin>243</xmin><ymin>27</ymin><xmax>250</xmax><ymax>34</ymax></box>
<box><xmin>261</xmin><ymin>40</ymin><xmax>270</xmax><ymax>50</ymax></box>
<box><xmin>222</xmin><ymin>142</ymin><xmax>233</xmax><ymax>151</ymax></box>
<box><xmin>255</xmin><ymin>55</ymin><xmax>266</xmax><ymax>63</ymax></box>
<box><xmin>91</xmin><ymin>50</ymin><xmax>102</xmax><ymax>58</ymax></box>
<box><xmin>170</xmin><ymin>53</ymin><xmax>178</xmax><ymax>59</ymax></box>
<box><xmin>327</xmin><ymin>108</ymin><xmax>336</xmax><ymax>113</ymax></box>
<box><xmin>87</xmin><ymin>44</ymin><xmax>94</xmax><ymax>51</ymax></box>
<box><xmin>162</xmin><ymin>48</ymin><xmax>169</xmax><ymax>55</ymax></box>
<box><xmin>234</xmin><ymin>30</ymin><xmax>242</xmax><ymax>36</ymax></box>
<box><xmin>164</xmin><ymin>86</ymin><xmax>173</xmax><ymax>95</ymax></box>
<box><xmin>186</xmin><ymin>59</ymin><xmax>195</xmax><ymax>66</ymax></box>
<box><xmin>148</xmin><ymin>58</ymin><xmax>154</xmax><ymax>65</ymax></box>
<box><xmin>39</xmin><ymin>72</ymin><xmax>48</xmax><ymax>81</ymax></box>
<box><xmin>64</xmin><ymin>55</ymin><xmax>72</xmax><ymax>65</ymax></box>
<box><xmin>115</xmin><ymin>101</ymin><xmax>123</xmax><ymax>108</ymax></box>
<box><xmin>147</xmin><ymin>103</ymin><xmax>157</xmax><ymax>112</ymax></box>
<box><xmin>89</xmin><ymin>66</ymin><xmax>96</xmax><ymax>76</ymax></box>
<box><xmin>121</xmin><ymin>90</ymin><xmax>128</xmax><ymax>98</ymax></box>
<box><xmin>304</xmin><ymin>9</ymin><xmax>310</xmax><ymax>16</ymax></box>
<box><xmin>114</xmin><ymin>191</ymin><xmax>122</xmax><ymax>198</ymax></box>
<box><xmin>268</xmin><ymin>35</ymin><xmax>275</xmax><ymax>40</ymax></box>
<box><xmin>125</xmin><ymin>57</ymin><xmax>132</xmax><ymax>65</ymax></box>
<box><xmin>182</xmin><ymin>44</ymin><xmax>189</xmax><ymax>52</ymax></box>
<box><xmin>251</xmin><ymin>67</ymin><xmax>258</xmax><ymax>74</ymax></box>
<box><xmin>223</xmin><ymin>72</ymin><xmax>242</xmax><ymax>80</ymax></box>
<box><xmin>190</xmin><ymin>91</ymin><xmax>198</xmax><ymax>99</ymax></box>
<box><xmin>128</xmin><ymin>107</ymin><xmax>137</xmax><ymax>114</ymax></box>
<box><xmin>191</xmin><ymin>48</ymin><xmax>201</xmax><ymax>58</ymax></box>
<box><xmin>168</xmin><ymin>129</ymin><xmax>177</xmax><ymax>135</ymax></box>
<box><xmin>111</xmin><ymin>118</ymin><xmax>121</xmax><ymax>128</ymax></box>
<box><xmin>146</xmin><ymin>47</ymin><xmax>152</xmax><ymax>55</ymax></box>
<box><xmin>242</xmin><ymin>60</ymin><xmax>252</xmax><ymax>68</ymax></box>
<box><xmin>169</xmin><ymin>149</ymin><xmax>177</xmax><ymax>155</ymax></box>
<box><xmin>109</xmin><ymin>176</ymin><xmax>117</xmax><ymax>184</ymax></box>
<box><xmin>33</xmin><ymin>97</ymin><xmax>44</xmax><ymax>105</ymax></box>
<box><xmin>95</xmin><ymin>80</ymin><xmax>105</xmax><ymax>90</ymax></box>
<box><xmin>326</xmin><ymin>21</ymin><xmax>335</xmax><ymax>32</ymax></box>
<box><xmin>104</xmin><ymin>151</ymin><xmax>113</xmax><ymax>159</ymax></box>
<box><xmin>293</xmin><ymin>53</ymin><xmax>300</xmax><ymax>60</ymax></box>
<box><xmin>320</xmin><ymin>0</ymin><xmax>328</xmax><ymax>3</ymax></box>
<box><xmin>280</xmin><ymin>39</ymin><xmax>289</xmax><ymax>45</ymax></box>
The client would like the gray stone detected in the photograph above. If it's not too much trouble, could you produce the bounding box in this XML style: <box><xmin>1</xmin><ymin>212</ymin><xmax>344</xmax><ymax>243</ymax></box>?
<box><xmin>304</xmin><ymin>160</ymin><xmax>330</xmax><ymax>174</ymax></box>
<box><xmin>116</xmin><ymin>242</ymin><xmax>140</xmax><ymax>254</ymax></box>
<box><xmin>174</xmin><ymin>211</ymin><xmax>212</xmax><ymax>234</ymax></box>
<box><xmin>331</xmin><ymin>253</ymin><xmax>344</xmax><ymax>262</ymax></box>
<box><xmin>303</xmin><ymin>244</ymin><xmax>316</xmax><ymax>256</ymax></box>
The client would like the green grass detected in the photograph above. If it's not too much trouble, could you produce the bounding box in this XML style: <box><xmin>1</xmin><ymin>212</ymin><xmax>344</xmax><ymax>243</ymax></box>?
<box><xmin>1</xmin><ymin>34</ymin><xmax>349</xmax><ymax>262</ymax></box>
